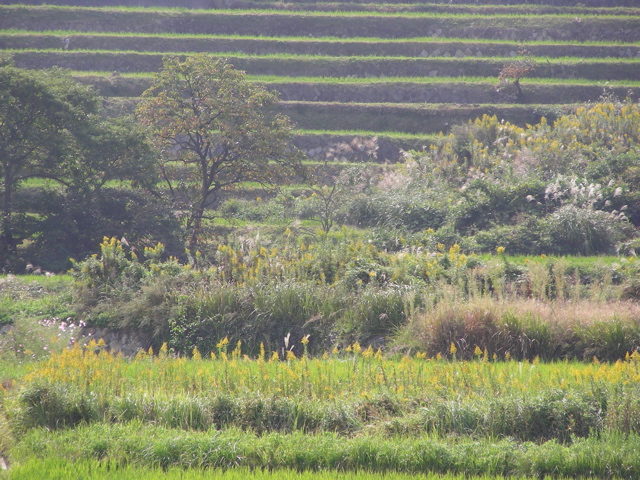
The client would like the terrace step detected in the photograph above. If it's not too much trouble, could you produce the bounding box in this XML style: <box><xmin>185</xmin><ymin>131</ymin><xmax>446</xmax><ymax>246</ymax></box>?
<box><xmin>4</xmin><ymin>33</ymin><xmax>640</xmax><ymax>59</ymax></box>
<box><xmin>231</xmin><ymin>0</ymin><xmax>640</xmax><ymax>6</ymax></box>
<box><xmin>72</xmin><ymin>74</ymin><xmax>634</xmax><ymax>106</ymax></box>
<box><xmin>4</xmin><ymin>0</ymin><xmax>638</xmax><ymax>10</ymax></box>
<box><xmin>177</xmin><ymin>1</ymin><xmax>640</xmax><ymax>15</ymax></box>
<box><xmin>12</xmin><ymin>51</ymin><xmax>640</xmax><ymax>82</ymax></box>
<box><xmin>279</xmin><ymin>101</ymin><xmax>574</xmax><ymax>134</ymax></box>
<box><xmin>2</xmin><ymin>6</ymin><xmax>638</xmax><ymax>42</ymax></box>
<box><xmin>101</xmin><ymin>96</ymin><xmax>577</xmax><ymax>134</ymax></box>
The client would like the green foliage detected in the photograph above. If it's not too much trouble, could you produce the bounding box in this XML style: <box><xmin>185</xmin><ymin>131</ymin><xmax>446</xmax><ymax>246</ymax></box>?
<box><xmin>471</xmin><ymin>218</ymin><xmax>543</xmax><ymax>254</ymax></box>
<box><xmin>25</xmin><ymin>187</ymin><xmax>181</xmax><ymax>272</ymax></box>
<box><xmin>68</xmin><ymin>228</ymin><xmax>640</xmax><ymax>358</ymax></box>
<box><xmin>0</xmin><ymin>64</ymin><xmax>97</xmax><ymax>263</ymax></box>
<box><xmin>0</xmin><ymin>63</ymin><xmax>160</xmax><ymax>271</ymax></box>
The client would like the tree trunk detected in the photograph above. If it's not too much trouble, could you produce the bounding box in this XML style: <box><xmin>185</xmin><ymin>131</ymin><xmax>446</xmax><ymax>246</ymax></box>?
<box><xmin>1</xmin><ymin>181</ymin><xmax>15</xmax><ymax>258</ymax></box>
<box><xmin>514</xmin><ymin>79</ymin><xmax>522</xmax><ymax>99</ymax></box>
<box><xmin>188</xmin><ymin>199</ymin><xmax>206</xmax><ymax>253</ymax></box>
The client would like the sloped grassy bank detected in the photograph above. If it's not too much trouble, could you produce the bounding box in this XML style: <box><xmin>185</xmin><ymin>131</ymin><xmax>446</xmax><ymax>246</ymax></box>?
<box><xmin>57</xmin><ymin>233</ymin><xmax>640</xmax><ymax>361</ymax></box>
<box><xmin>66</xmin><ymin>72</ymin><xmax>639</xmax><ymax>105</ymax></box>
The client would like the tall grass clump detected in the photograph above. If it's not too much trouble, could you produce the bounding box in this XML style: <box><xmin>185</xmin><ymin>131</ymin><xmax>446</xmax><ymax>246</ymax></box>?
<box><xmin>401</xmin><ymin>297</ymin><xmax>640</xmax><ymax>361</ymax></box>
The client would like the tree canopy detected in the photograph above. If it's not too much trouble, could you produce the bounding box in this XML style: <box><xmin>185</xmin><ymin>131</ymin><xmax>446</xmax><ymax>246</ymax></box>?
<box><xmin>136</xmin><ymin>55</ymin><xmax>303</xmax><ymax>249</ymax></box>
<box><xmin>0</xmin><ymin>61</ymin><xmax>157</xmax><ymax>269</ymax></box>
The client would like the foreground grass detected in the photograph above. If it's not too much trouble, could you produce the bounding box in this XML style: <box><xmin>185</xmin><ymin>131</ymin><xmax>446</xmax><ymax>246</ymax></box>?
<box><xmin>6</xmin><ymin>341</ymin><xmax>640</xmax><ymax>440</ymax></box>
<box><xmin>0</xmin><ymin>459</ymin><xmax>582</xmax><ymax>480</ymax></box>
<box><xmin>8</xmin><ymin>424</ymin><xmax>640</xmax><ymax>479</ymax></box>
<box><xmin>16</xmin><ymin>341</ymin><xmax>640</xmax><ymax>401</ymax></box>
<box><xmin>5</xmin><ymin>302</ymin><xmax>640</xmax><ymax>477</ymax></box>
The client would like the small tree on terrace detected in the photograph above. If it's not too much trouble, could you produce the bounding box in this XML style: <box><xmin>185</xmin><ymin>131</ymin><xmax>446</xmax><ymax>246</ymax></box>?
<box><xmin>497</xmin><ymin>48</ymin><xmax>537</xmax><ymax>100</ymax></box>
<box><xmin>136</xmin><ymin>55</ymin><xmax>302</xmax><ymax>250</ymax></box>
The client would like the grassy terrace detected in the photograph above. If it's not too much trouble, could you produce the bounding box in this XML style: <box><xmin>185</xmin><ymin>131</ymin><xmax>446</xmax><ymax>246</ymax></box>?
<box><xmin>9</xmin><ymin>51</ymin><xmax>640</xmax><ymax>81</ymax></box>
<box><xmin>63</xmin><ymin>73</ymin><xmax>637</xmax><ymax>106</ymax></box>
<box><xmin>67</xmin><ymin>71</ymin><xmax>640</xmax><ymax>85</ymax></box>
<box><xmin>1</xmin><ymin>1</ymin><xmax>638</xmax><ymax>140</ymax></box>
<box><xmin>206</xmin><ymin>2</ymin><xmax>640</xmax><ymax>15</ymax></box>
<box><xmin>2</xmin><ymin>6</ymin><xmax>639</xmax><ymax>42</ymax></box>
<box><xmin>9</xmin><ymin>0</ymin><xmax>640</xmax><ymax>14</ymax></box>
<box><xmin>3</xmin><ymin>32</ymin><xmax>640</xmax><ymax>58</ymax></box>
<box><xmin>99</xmin><ymin>96</ymin><xmax>575</xmax><ymax>133</ymax></box>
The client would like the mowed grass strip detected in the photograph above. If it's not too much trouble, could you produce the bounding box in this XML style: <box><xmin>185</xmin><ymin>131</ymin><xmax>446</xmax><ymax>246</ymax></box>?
<box><xmin>1</xmin><ymin>6</ymin><xmax>638</xmax><ymax>41</ymax></box>
<box><xmin>9</xmin><ymin>51</ymin><xmax>640</xmax><ymax>81</ymax></box>
<box><xmin>4</xmin><ymin>4</ymin><xmax>639</xmax><ymax>19</ymax></box>
<box><xmin>5</xmin><ymin>29</ymin><xmax>640</xmax><ymax>46</ymax></box>
<box><xmin>2</xmin><ymin>31</ymin><xmax>639</xmax><ymax>58</ymax></box>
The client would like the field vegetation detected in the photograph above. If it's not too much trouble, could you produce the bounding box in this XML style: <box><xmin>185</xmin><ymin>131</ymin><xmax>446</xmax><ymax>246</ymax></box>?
<box><xmin>4</xmin><ymin>299</ymin><xmax>640</xmax><ymax>477</ymax></box>
<box><xmin>2</xmin><ymin>0</ymin><xmax>640</xmax><ymax>478</ymax></box>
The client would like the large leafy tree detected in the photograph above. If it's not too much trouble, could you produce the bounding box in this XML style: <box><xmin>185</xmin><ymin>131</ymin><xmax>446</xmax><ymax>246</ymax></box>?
<box><xmin>0</xmin><ymin>62</ymin><xmax>98</xmax><ymax>257</ymax></box>
<box><xmin>0</xmin><ymin>59</ymin><xmax>158</xmax><ymax>268</ymax></box>
<box><xmin>136</xmin><ymin>55</ymin><xmax>302</xmax><ymax>249</ymax></box>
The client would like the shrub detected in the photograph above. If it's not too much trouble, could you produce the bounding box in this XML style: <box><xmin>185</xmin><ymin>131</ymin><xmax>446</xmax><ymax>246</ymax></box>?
<box><xmin>497</xmin><ymin>49</ymin><xmax>537</xmax><ymax>100</ymax></box>
<box><xmin>472</xmin><ymin>220</ymin><xmax>543</xmax><ymax>254</ymax></box>
<box><xmin>16</xmin><ymin>382</ymin><xmax>97</xmax><ymax>431</ymax></box>
<box><xmin>543</xmin><ymin>205</ymin><xmax>630</xmax><ymax>255</ymax></box>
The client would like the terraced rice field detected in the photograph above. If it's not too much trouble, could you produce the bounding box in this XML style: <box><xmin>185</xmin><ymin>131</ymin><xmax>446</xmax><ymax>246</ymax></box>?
<box><xmin>1</xmin><ymin>0</ymin><xmax>638</xmax><ymax>160</ymax></box>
